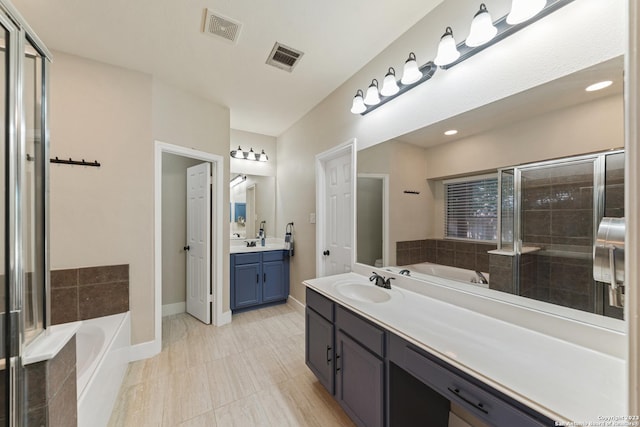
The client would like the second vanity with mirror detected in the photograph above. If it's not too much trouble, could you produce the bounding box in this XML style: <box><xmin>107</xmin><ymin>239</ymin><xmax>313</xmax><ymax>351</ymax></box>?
<box><xmin>306</xmin><ymin>55</ymin><xmax>628</xmax><ymax>425</ymax></box>
<box><xmin>229</xmin><ymin>172</ymin><xmax>291</xmax><ymax>312</ymax></box>
<box><xmin>304</xmin><ymin>271</ymin><xmax>624</xmax><ymax>426</ymax></box>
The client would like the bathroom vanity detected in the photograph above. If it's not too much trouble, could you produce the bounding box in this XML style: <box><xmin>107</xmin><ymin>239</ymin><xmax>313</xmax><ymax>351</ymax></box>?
<box><xmin>304</xmin><ymin>273</ymin><xmax>625</xmax><ymax>427</ymax></box>
<box><xmin>230</xmin><ymin>248</ymin><xmax>290</xmax><ymax>312</ymax></box>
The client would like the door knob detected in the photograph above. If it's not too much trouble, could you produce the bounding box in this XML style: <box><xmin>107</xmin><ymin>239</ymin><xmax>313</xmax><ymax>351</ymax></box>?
<box><xmin>183</xmin><ymin>245</ymin><xmax>190</xmax><ymax>251</ymax></box>
<box><xmin>323</xmin><ymin>250</ymin><xmax>330</xmax><ymax>256</ymax></box>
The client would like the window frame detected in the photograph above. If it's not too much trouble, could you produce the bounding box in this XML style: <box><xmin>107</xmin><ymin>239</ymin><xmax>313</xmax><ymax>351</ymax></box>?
<box><xmin>443</xmin><ymin>173</ymin><xmax>498</xmax><ymax>243</ymax></box>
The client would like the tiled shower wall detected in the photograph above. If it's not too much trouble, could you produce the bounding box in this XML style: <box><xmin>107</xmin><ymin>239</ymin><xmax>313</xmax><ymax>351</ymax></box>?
<box><xmin>396</xmin><ymin>239</ymin><xmax>495</xmax><ymax>273</ymax></box>
<box><xmin>50</xmin><ymin>264</ymin><xmax>129</xmax><ymax>325</ymax></box>
<box><xmin>25</xmin><ymin>337</ymin><xmax>77</xmax><ymax>427</ymax></box>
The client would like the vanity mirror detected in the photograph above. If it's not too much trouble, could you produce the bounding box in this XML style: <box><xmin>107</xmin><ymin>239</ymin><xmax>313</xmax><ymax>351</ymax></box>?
<box><xmin>230</xmin><ymin>174</ymin><xmax>276</xmax><ymax>239</ymax></box>
<box><xmin>356</xmin><ymin>56</ymin><xmax>625</xmax><ymax>321</ymax></box>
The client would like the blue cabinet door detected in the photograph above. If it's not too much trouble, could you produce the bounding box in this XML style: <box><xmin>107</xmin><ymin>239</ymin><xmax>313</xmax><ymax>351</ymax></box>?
<box><xmin>305</xmin><ymin>308</ymin><xmax>335</xmax><ymax>394</ymax></box>
<box><xmin>262</xmin><ymin>260</ymin><xmax>285</xmax><ymax>302</ymax></box>
<box><xmin>336</xmin><ymin>330</ymin><xmax>384</xmax><ymax>427</ymax></box>
<box><xmin>233</xmin><ymin>263</ymin><xmax>261</xmax><ymax>308</ymax></box>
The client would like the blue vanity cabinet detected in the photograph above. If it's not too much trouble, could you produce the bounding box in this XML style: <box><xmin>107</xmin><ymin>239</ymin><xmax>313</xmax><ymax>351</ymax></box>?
<box><xmin>262</xmin><ymin>251</ymin><xmax>288</xmax><ymax>303</ymax></box>
<box><xmin>306</xmin><ymin>288</ymin><xmax>385</xmax><ymax>427</ymax></box>
<box><xmin>231</xmin><ymin>250</ymin><xmax>289</xmax><ymax>312</ymax></box>
<box><xmin>305</xmin><ymin>286</ymin><xmax>556</xmax><ymax>427</ymax></box>
<box><xmin>388</xmin><ymin>333</ymin><xmax>554</xmax><ymax>427</ymax></box>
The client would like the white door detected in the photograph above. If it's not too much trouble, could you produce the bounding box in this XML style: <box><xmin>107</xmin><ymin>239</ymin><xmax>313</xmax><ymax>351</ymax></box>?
<box><xmin>186</xmin><ymin>162</ymin><xmax>211</xmax><ymax>324</ymax></box>
<box><xmin>323</xmin><ymin>153</ymin><xmax>353</xmax><ymax>275</ymax></box>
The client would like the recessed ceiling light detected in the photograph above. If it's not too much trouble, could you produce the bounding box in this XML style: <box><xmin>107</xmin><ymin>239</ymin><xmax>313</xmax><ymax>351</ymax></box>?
<box><xmin>444</xmin><ymin>129</ymin><xmax>458</xmax><ymax>136</ymax></box>
<box><xmin>585</xmin><ymin>80</ymin><xmax>613</xmax><ymax>92</ymax></box>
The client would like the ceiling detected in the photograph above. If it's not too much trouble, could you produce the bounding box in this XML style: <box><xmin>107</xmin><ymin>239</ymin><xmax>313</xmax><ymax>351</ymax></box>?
<box><xmin>11</xmin><ymin>0</ymin><xmax>444</xmax><ymax>136</ymax></box>
<box><xmin>395</xmin><ymin>56</ymin><xmax>624</xmax><ymax>148</ymax></box>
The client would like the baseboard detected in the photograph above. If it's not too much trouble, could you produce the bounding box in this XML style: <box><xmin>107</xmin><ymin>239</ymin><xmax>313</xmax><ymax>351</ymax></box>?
<box><xmin>162</xmin><ymin>302</ymin><xmax>186</xmax><ymax>317</ymax></box>
<box><xmin>215</xmin><ymin>310</ymin><xmax>232</xmax><ymax>326</ymax></box>
<box><xmin>288</xmin><ymin>295</ymin><xmax>305</xmax><ymax>314</ymax></box>
<box><xmin>129</xmin><ymin>339</ymin><xmax>160</xmax><ymax>362</ymax></box>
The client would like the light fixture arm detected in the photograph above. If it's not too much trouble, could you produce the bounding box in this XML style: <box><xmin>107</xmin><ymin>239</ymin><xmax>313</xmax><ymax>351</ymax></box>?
<box><xmin>352</xmin><ymin>0</ymin><xmax>574</xmax><ymax>115</ymax></box>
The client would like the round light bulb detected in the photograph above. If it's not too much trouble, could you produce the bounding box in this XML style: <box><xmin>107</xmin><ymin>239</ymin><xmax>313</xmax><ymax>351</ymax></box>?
<box><xmin>401</xmin><ymin>52</ymin><xmax>422</xmax><ymax>85</ymax></box>
<box><xmin>350</xmin><ymin>90</ymin><xmax>366</xmax><ymax>114</ymax></box>
<box><xmin>466</xmin><ymin>4</ymin><xmax>498</xmax><ymax>47</ymax></box>
<box><xmin>506</xmin><ymin>0</ymin><xmax>546</xmax><ymax>25</ymax></box>
<box><xmin>434</xmin><ymin>27</ymin><xmax>460</xmax><ymax>67</ymax></box>
<box><xmin>363</xmin><ymin>79</ymin><xmax>381</xmax><ymax>106</ymax></box>
<box><xmin>380</xmin><ymin>68</ymin><xmax>400</xmax><ymax>96</ymax></box>
<box><xmin>586</xmin><ymin>81</ymin><xmax>613</xmax><ymax>92</ymax></box>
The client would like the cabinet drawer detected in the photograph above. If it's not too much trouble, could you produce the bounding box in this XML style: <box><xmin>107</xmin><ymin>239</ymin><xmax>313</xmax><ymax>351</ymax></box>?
<box><xmin>233</xmin><ymin>253</ymin><xmax>261</xmax><ymax>265</ymax></box>
<box><xmin>400</xmin><ymin>342</ymin><xmax>549</xmax><ymax>427</ymax></box>
<box><xmin>263</xmin><ymin>250</ymin><xmax>285</xmax><ymax>262</ymax></box>
<box><xmin>306</xmin><ymin>288</ymin><xmax>334</xmax><ymax>322</ymax></box>
<box><xmin>336</xmin><ymin>306</ymin><xmax>385</xmax><ymax>357</ymax></box>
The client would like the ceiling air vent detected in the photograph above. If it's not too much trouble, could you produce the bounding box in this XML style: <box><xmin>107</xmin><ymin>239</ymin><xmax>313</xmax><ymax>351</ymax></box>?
<box><xmin>266</xmin><ymin>42</ymin><xmax>304</xmax><ymax>72</ymax></box>
<box><xmin>202</xmin><ymin>9</ymin><xmax>242</xmax><ymax>44</ymax></box>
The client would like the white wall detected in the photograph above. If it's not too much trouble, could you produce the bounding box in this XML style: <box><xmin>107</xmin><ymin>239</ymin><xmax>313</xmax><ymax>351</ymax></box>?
<box><xmin>48</xmin><ymin>53</ymin><xmax>230</xmax><ymax>345</ymax></box>
<box><xmin>152</xmin><ymin>79</ymin><xmax>231</xmax><ymax>320</ymax></box>
<box><xmin>276</xmin><ymin>0</ymin><xmax>625</xmax><ymax>303</ymax></box>
<box><xmin>49</xmin><ymin>52</ymin><xmax>154</xmax><ymax>344</ymax></box>
<box><xmin>161</xmin><ymin>154</ymin><xmax>202</xmax><ymax>307</ymax></box>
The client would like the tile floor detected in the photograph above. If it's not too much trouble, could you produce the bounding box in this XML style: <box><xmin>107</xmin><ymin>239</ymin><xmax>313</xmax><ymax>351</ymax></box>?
<box><xmin>108</xmin><ymin>302</ymin><xmax>355</xmax><ymax>427</ymax></box>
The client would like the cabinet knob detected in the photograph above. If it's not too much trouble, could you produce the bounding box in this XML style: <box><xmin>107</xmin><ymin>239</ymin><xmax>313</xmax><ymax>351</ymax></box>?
<box><xmin>323</xmin><ymin>250</ymin><xmax>330</xmax><ymax>256</ymax></box>
<box><xmin>183</xmin><ymin>245</ymin><xmax>190</xmax><ymax>251</ymax></box>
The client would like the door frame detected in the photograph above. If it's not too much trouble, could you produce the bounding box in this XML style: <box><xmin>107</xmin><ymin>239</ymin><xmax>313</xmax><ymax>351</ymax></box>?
<box><xmin>153</xmin><ymin>141</ymin><xmax>226</xmax><ymax>353</ymax></box>
<box><xmin>315</xmin><ymin>139</ymin><xmax>356</xmax><ymax>277</ymax></box>
<box><xmin>356</xmin><ymin>173</ymin><xmax>389</xmax><ymax>267</ymax></box>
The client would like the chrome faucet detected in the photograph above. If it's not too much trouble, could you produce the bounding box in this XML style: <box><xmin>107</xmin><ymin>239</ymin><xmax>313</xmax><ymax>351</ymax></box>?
<box><xmin>399</xmin><ymin>269</ymin><xmax>411</xmax><ymax>276</ymax></box>
<box><xmin>370</xmin><ymin>272</ymin><xmax>394</xmax><ymax>289</ymax></box>
<box><xmin>473</xmin><ymin>271</ymin><xmax>489</xmax><ymax>284</ymax></box>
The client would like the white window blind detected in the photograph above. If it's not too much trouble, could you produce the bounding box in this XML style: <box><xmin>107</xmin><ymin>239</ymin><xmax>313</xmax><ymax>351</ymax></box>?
<box><xmin>445</xmin><ymin>176</ymin><xmax>498</xmax><ymax>241</ymax></box>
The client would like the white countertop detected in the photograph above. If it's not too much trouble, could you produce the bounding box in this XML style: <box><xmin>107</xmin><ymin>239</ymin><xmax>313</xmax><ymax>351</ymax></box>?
<box><xmin>230</xmin><ymin>243</ymin><xmax>287</xmax><ymax>254</ymax></box>
<box><xmin>303</xmin><ymin>272</ymin><xmax>625</xmax><ymax>423</ymax></box>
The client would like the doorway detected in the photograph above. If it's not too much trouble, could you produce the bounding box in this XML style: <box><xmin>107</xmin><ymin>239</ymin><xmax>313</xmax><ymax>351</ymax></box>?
<box><xmin>315</xmin><ymin>140</ymin><xmax>356</xmax><ymax>277</ymax></box>
<box><xmin>154</xmin><ymin>142</ymin><xmax>226</xmax><ymax>354</ymax></box>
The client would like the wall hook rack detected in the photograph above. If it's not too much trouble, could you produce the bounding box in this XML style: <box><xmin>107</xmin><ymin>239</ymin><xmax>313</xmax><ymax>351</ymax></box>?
<box><xmin>50</xmin><ymin>156</ymin><xmax>101</xmax><ymax>167</ymax></box>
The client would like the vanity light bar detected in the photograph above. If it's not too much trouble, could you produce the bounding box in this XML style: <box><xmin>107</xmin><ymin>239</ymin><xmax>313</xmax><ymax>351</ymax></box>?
<box><xmin>230</xmin><ymin>146</ymin><xmax>269</xmax><ymax>162</ymax></box>
<box><xmin>351</xmin><ymin>0</ymin><xmax>575</xmax><ymax>116</ymax></box>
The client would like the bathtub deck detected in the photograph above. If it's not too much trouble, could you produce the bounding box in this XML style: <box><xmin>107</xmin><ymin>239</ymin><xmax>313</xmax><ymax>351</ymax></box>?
<box><xmin>108</xmin><ymin>302</ymin><xmax>354</xmax><ymax>426</ymax></box>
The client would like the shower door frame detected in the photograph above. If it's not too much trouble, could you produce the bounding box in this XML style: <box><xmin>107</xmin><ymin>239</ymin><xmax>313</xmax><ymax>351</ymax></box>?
<box><xmin>0</xmin><ymin>0</ymin><xmax>52</xmax><ymax>425</ymax></box>
<box><xmin>497</xmin><ymin>149</ymin><xmax>624</xmax><ymax>315</ymax></box>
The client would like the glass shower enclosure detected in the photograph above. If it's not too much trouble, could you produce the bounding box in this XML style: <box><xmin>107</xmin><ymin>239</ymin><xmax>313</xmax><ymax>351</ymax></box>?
<box><xmin>498</xmin><ymin>150</ymin><xmax>624</xmax><ymax>320</ymax></box>
<box><xmin>0</xmin><ymin>1</ymin><xmax>51</xmax><ymax>425</ymax></box>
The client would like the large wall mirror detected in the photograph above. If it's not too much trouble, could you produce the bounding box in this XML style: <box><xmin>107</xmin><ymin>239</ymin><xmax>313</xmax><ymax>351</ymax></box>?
<box><xmin>230</xmin><ymin>174</ymin><xmax>276</xmax><ymax>239</ymax></box>
<box><xmin>357</xmin><ymin>56</ymin><xmax>625</xmax><ymax>324</ymax></box>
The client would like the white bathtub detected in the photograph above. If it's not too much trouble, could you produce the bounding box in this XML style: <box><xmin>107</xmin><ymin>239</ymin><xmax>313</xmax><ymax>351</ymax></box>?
<box><xmin>387</xmin><ymin>262</ymin><xmax>490</xmax><ymax>288</ymax></box>
<box><xmin>77</xmin><ymin>312</ymin><xmax>130</xmax><ymax>427</ymax></box>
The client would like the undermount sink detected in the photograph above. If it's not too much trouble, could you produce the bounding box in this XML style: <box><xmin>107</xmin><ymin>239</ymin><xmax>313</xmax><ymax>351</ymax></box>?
<box><xmin>334</xmin><ymin>282</ymin><xmax>392</xmax><ymax>303</ymax></box>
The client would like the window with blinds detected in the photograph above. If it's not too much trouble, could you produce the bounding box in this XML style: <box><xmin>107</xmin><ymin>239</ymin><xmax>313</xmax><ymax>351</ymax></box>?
<box><xmin>445</xmin><ymin>176</ymin><xmax>498</xmax><ymax>242</ymax></box>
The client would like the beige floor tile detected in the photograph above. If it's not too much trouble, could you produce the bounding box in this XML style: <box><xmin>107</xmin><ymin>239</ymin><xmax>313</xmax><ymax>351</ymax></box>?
<box><xmin>214</xmin><ymin>394</ymin><xmax>270</xmax><ymax>427</ymax></box>
<box><xmin>162</xmin><ymin>366</ymin><xmax>214</xmax><ymax>426</ymax></box>
<box><xmin>178</xmin><ymin>410</ymin><xmax>218</xmax><ymax>427</ymax></box>
<box><xmin>110</xmin><ymin>308</ymin><xmax>354</xmax><ymax>427</ymax></box>
<box><xmin>241</xmin><ymin>343</ymin><xmax>289</xmax><ymax>391</ymax></box>
<box><xmin>206</xmin><ymin>354</ymin><xmax>257</xmax><ymax>408</ymax></box>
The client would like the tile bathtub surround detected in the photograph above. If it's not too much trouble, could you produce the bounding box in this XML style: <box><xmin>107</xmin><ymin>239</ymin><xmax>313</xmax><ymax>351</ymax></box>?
<box><xmin>396</xmin><ymin>239</ymin><xmax>495</xmax><ymax>272</ymax></box>
<box><xmin>51</xmin><ymin>264</ymin><xmax>129</xmax><ymax>325</ymax></box>
<box><xmin>25</xmin><ymin>336</ymin><xmax>78</xmax><ymax>427</ymax></box>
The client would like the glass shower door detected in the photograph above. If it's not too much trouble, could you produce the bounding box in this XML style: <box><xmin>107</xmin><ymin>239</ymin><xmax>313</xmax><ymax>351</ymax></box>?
<box><xmin>1</xmin><ymin>22</ymin><xmax>8</xmax><ymax>427</ymax></box>
<box><xmin>519</xmin><ymin>158</ymin><xmax>598</xmax><ymax>313</ymax></box>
